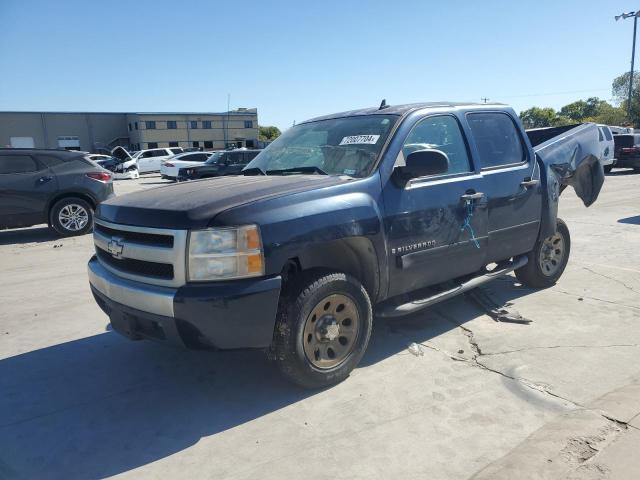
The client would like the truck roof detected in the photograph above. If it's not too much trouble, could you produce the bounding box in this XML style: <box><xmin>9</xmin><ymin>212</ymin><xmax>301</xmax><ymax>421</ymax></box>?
<box><xmin>302</xmin><ymin>101</ymin><xmax>507</xmax><ymax>124</ymax></box>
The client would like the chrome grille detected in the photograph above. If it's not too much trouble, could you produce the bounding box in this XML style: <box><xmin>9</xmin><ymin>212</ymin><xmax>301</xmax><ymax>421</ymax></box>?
<box><xmin>93</xmin><ymin>219</ymin><xmax>188</xmax><ymax>287</ymax></box>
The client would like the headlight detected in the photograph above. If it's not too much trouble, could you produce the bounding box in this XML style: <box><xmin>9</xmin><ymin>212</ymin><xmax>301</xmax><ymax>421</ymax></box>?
<box><xmin>188</xmin><ymin>225</ymin><xmax>264</xmax><ymax>281</ymax></box>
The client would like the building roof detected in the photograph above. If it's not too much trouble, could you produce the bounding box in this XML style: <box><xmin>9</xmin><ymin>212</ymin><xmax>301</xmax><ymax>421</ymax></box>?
<box><xmin>0</xmin><ymin>109</ymin><xmax>257</xmax><ymax>116</ymax></box>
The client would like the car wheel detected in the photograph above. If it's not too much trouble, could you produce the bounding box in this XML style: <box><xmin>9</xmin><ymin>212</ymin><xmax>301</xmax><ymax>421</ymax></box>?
<box><xmin>272</xmin><ymin>271</ymin><xmax>373</xmax><ymax>388</ymax></box>
<box><xmin>515</xmin><ymin>218</ymin><xmax>571</xmax><ymax>288</ymax></box>
<box><xmin>604</xmin><ymin>164</ymin><xmax>613</xmax><ymax>174</ymax></box>
<box><xmin>49</xmin><ymin>198</ymin><xmax>94</xmax><ymax>237</ymax></box>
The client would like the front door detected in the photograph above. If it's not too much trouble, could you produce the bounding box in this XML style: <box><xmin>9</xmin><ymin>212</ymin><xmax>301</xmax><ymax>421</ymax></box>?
<box><xmin>466</xmin><ymin>112</ymin><xmax>542</xmax><ymax>262</ymax></box>
<box><xmin>383</xmin><ymin>114</ymin><xmax>488</xmax><ymax>298</ymax></box>
<box><xmin>0</xmin><ymin>153</ymin><xmax>57</xmax><ymax>228</ymax></box>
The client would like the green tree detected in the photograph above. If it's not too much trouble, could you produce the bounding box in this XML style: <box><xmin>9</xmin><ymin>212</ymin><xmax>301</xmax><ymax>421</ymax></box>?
<box><xmin>258</xmin><ymin>125</ymin><xmax>281</xmax><ymax>142</ymax></box>
<box><xmin>612</xmin><ymin>72</ymin><xmax>640</xmax><ymax>126</ymax></box>
<box><xmin>519</xmin><ymin>107</ymin><xmax>561</xmax><ymax>128</ymax></box>
<box><xmin>559</xmin><ymin>97</ymin><xmax>609</xmax><ymax>121</ymax></box>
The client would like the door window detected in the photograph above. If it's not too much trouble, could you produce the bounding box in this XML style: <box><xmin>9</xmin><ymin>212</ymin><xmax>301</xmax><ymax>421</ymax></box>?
<box><xmin>245</xmin><ymin>151</ymin><xmax>260</xmax><ymax>162</ymax></box>
<box><xmin>598</xmin><ymin>127</ymin><xmax>604</xmax><ymax>142</ymax></box>
<box><xmin>467</xmin><ymin>113</ymin><xmax>526</xmax><ymax>168</ymax></box>
<box><xmin>0</xmin><ymin>155</ymin><xmax>40</xmax><ymax>174</ymax></box>
<box><xmin>227</xmin><ymin>152</ymin><xmax>242</xmax><ymax>164</ymax></box>
<box><xmin>603</xmin><ymin>127</ymin><xmax>613</xmax><ymax>141</ymax></box>
<box><xmin>402</xmin><ymin>115</ymin><xmax>472</xmax><ymax>175</ymax></box>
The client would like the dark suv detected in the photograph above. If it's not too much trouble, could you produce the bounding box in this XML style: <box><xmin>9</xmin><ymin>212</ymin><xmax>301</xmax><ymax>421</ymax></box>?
<box><xmin>613</xmin><ymin>134</ymin><xmax>640</xmax><ymax>171</ymax></box>
<box><xmin>176</xmin><ymin>149</ymin><xmax>261</xmax><ymax>181</ymax></box>
<box><xmin>0</xmin><ymin>149</ymin><xmax>114</xmax><ymax>236</ymax></box>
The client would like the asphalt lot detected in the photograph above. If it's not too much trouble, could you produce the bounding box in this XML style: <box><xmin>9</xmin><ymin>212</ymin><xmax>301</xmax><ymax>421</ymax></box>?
<box><xmin>1</xmin><ymin>172</ymin><xmax>639</xmax><ymax>479</ymax></box>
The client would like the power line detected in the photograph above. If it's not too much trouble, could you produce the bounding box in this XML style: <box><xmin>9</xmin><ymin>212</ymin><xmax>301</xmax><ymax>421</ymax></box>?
<box><xmin>498</xmin><ymin>88</ymin><xmax>611</xmax><ymax>99</ymax></box>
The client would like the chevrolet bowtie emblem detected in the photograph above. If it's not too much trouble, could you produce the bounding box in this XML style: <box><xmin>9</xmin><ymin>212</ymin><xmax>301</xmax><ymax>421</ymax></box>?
<box><xmin>107</xmin><ymin>237</ymin><xmax>124</xmax><ymax>258</ymax></box>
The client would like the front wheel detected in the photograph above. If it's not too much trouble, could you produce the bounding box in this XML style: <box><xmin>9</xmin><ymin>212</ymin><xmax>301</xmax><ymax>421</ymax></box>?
<box><xmin>272</xmin><ymin>272</ymin><xmax>373</xmax><ymax>388</ymax></box>
<box><xmin>49</xmin><ymin>197</ymin><xmax>94</xmax><ymax>237</ymax></box>
<box><xmin>515</xmin><ymin>219</ymin><xmax>571</xmax><ymax>288</ymax></box>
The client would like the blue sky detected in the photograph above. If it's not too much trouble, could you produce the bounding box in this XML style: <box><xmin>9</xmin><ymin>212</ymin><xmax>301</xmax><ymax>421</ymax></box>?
<box><xmin>0</xmin><ymin>0</ymin><xmax>636</xmax><ymax>129</ymax></box>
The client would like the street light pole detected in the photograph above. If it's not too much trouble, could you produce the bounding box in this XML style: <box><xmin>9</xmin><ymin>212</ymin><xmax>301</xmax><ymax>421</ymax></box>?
<box><xmin>616</xmin><ymin>11</ymin><xmax>640</xmax><ymax>118</ymax></box>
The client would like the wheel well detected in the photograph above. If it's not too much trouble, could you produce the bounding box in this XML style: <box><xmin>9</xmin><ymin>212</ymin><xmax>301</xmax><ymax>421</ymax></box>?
<box><xmin>281</xmin><ymin>237</ymin><xmax>380</xmax><ymax>301</ymax></box>
<box><xmin>48</xmin><ymin>192</ymin><xmax>96</xmax><ymax>216</ymax></box>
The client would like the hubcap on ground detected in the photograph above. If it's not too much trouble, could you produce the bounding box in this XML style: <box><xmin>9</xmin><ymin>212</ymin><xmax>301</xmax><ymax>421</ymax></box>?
<box><xmin>58</xmin><ymin>204</ymin><xmax>89</xmax><ymax>231</ymax></box>
<box><xmin>539</xmin><ymin>232</ymin><xmax>565</xmax><ymax>276</ymax></box>
<box><xmin>303</xmin><ymin>293</ymin><xmax>360</xmax><ymax>369</ymax></box>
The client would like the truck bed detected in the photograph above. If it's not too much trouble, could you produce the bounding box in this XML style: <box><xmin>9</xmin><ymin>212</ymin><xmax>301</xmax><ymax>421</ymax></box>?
<box><xmin>526</xmin><ymin>123</ymin><xmax>603</xmax><ymax>238</ymax></box>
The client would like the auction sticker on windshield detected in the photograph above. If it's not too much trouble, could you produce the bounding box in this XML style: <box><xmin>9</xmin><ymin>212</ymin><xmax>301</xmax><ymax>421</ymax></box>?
<box><xmin>339</xmin><ymin>135</ymin><xmax>380</xmax><ymax>145</ymax></box>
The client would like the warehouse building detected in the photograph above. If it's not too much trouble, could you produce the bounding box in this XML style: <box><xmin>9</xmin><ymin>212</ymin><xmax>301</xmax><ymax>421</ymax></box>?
<box><xmin>0</xmin><ymin>108</ymin><xmax>259</xmax><ymax>153</ymax></box>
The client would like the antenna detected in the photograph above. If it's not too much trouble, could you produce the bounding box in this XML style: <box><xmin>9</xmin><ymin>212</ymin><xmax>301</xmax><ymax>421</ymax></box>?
<box><xmin>379</xmin><ymin>99</ymin><xmax>389</xmax><ymax>110</ymax></box>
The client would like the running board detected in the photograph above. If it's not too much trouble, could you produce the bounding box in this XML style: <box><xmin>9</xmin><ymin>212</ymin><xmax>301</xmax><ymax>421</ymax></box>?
<box><xmin>376</xmin><ymin>255</ymin><xmax>528</xmax><ymax>318</ymax></box>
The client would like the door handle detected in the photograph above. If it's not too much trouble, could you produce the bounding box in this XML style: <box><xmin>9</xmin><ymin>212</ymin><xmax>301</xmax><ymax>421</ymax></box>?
<box><xmin>460</xmin><ymin>192</ymin><xmax>484</xmax><ymax>201</ymax></box>
<box><xmin>37</xmin><ymin>176</ymin><xmax>53</xmax><ymax>184</ymax></box>
<box><xmin>520</xmin><ymin>178</ymin><xmax>539</xmax><ymax>188</ymax></box>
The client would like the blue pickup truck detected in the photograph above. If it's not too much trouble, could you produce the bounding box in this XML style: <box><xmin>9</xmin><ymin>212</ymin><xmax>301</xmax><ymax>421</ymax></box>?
<box><xmin>88</xmin><ymin>102</ymin><xmax>603</xmax><ymax>388</ymax></box>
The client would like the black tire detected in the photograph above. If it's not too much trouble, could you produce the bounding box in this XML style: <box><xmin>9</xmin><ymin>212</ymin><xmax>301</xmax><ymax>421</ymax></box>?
<box><xmin>49</xmin><ymin>197</ymin><xmax>94</xmax><ymax>237</ymax></box>
<box><xmin>515</xmin><ymin>218</ymin><xmax>571</xmax><ymax>288</ymax></box>
<box><xmin>604</xmin><ymin>164</ymin><xmax>613</xmax><ymax>174</ymax></box>
<box><xmin>272</xmin><ymin>271</ymin><xmax>373</xmax><ymax>389</ymax></box>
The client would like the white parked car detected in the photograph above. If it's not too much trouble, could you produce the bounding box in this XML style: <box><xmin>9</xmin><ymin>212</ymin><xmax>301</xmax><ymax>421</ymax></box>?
<box><xmin>131</xmin><ymin>147</ymin><xmax>183</xmax><ymax>173</ymax></box>
<box><xmin>160</xmin><ymin>151</ymin><xmax>213</xmax><ymax>180</ymax></box>
<box><xmin>597</xmin><ymin>124</ymin><xmax>615</xmax><ymax>172</ymax></box>
<box><xmin>609</xmin><ymin>126</ymin><xmax>634</xmax><ymax>135</ymax></box>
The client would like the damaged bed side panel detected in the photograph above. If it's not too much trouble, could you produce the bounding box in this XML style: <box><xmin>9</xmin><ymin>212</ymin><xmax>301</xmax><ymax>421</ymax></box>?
<box><xmin>526</xmin><ymin>123</ymin><xmax>604</xmax><ymax>239</ymax></box>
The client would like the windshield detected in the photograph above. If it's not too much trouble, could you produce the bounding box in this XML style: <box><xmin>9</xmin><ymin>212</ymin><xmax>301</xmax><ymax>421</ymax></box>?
<box><xmin>245</xmin><ymin>114</ymin><xmax>398</xmax><ymax>177</ymax></box>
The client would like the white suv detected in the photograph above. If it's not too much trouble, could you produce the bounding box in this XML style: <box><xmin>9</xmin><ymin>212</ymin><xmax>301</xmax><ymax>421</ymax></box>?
<box><xmin>597</xmin><ymin>125</ymin><xmax>615</xmax><ymax>173</ymax></box>
<box><xmin>132</xmin><ymin>148</ymin><xmax>183</xmax><ymax>174</ymax></box>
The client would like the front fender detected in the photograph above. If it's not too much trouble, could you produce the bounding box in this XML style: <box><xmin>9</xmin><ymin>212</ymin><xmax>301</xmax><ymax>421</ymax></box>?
<box><xmin>213</xmin><ymin>176</ymin><xmax>389</xmax><ymax>301</ymax></box>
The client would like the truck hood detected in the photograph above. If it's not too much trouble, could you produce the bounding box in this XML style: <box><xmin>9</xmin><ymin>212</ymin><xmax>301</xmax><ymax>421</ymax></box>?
<box><xmin>97</xmin><ymin>174</ymin><xmax>352</xmax><ymax>229</ymax></box>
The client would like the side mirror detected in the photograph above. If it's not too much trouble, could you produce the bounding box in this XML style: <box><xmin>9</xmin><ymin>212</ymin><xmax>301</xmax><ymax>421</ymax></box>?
<box><xmin>394</xmin><ymin>149</ymin><xmax>449</xmax><ymax>184</ymax></box>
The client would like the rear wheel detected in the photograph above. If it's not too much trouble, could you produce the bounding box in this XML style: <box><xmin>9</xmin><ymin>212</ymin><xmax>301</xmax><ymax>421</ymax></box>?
<box><xmin>604</xmin><ymin>164</ymin><xmax>613</xmax><ymax>174</ymax></box>
<box><xmin>272</xmin><ymin>272</ymin><xmax>372</xmax><ymax>388</ymax></box>
<box><xmin>49</xmin><ymin>198</ymin><xmax>94</xmax><ymax>237</ymax></box>
<box><xmin>515</xmin><ymin>219</ymin><xmax>571</xmax><ymax>288</ymax></box>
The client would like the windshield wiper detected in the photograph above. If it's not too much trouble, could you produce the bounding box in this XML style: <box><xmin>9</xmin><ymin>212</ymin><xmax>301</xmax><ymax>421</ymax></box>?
<box><xmin>266</xmin><ymin>166</ymin><xmax>328</xmax><ymax>175</ymax></box>
<box><xmin>242</xmin><ymin>166</ymin><xmax>266</xmax><ymax>176</ymax></box>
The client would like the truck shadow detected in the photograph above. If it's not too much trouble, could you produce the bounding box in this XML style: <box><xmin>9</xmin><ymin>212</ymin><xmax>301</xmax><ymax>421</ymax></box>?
<box><xmin>0</xmin><ymin>278</ymin><xmax>532</xmax><ymax>479</ymax></box>
<box><xmin>618</xmin><ymin>215</ymin><xmax>640</xmax><ymax>225</ymax></box>
<box><xmin>0</xmin><ymin>226</ymin><xmax>62</xmax><ymax>246</ymax></box>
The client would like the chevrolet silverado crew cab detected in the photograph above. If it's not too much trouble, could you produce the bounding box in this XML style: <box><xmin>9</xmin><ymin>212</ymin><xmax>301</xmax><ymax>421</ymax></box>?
<box><xmin>88</xmin><ymin>102</ymin><xmax>603</xmax><ymax>388</ymax></box>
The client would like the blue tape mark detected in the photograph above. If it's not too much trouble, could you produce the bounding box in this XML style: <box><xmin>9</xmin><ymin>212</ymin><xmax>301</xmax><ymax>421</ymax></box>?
<box><xmin>461</xmin><ymin>200</ymin><xmax>480</xmax><ymax>249</ymax></box>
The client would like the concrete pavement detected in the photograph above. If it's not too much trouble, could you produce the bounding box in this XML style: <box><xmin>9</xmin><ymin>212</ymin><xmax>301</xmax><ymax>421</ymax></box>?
<box><xmin>0</xmin><ymin>171</ymin><xmax>639</xmax><ymax>479</ymax></box>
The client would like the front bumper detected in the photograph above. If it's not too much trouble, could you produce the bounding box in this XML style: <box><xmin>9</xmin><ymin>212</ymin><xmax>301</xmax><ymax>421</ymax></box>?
<box><xmin>88</xmin><ymin>256</ymin><xmax>281</xmax><ymax>349</ymax></box>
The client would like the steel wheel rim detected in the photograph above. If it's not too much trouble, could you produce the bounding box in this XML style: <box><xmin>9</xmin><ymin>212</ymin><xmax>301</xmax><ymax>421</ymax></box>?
<box><xmin>539</xmin><ymin>232</ymin><xmax>565</xmax><ymax>277</ymax></box>
<box><xmin>58</xmin><ymin>204</ymin><xmax>89</xmax><ymax>231</ymax></box>
<box><xmin>303</xmin><ymin>293</ymin><xmax>360</xmax><ymax>369</ymax></box>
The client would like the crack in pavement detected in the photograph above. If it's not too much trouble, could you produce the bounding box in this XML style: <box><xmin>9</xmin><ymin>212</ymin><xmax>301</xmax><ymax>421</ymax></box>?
<box><xmin>580</xmin><ymin>265</ymin><xmax>640</xmax><ymax>296</ymax></box>
<box><xmin>401</xmin><ymin>308</ymin><xmax>640</xmax><ymax>434</ymax></box>
<box><xmin>481</xmin><ymin>344</ymin><xmax>640</xmax><ymax>356</ymax></box>
<box><xmin>552</xmin><ymin>288</ymin><xmax>640</xmax><ymax>311</ymax></box>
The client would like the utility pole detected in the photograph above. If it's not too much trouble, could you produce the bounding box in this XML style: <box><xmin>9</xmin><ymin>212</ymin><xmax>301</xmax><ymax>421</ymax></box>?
<box><xmin>225</xmin><ymin>93</ymin><xmax>230</xmax><ymax>149</ymax></box>
<box><xmin>615</xmin><ymin>11</ymin><xmax>640</xmax><ymax>117</ymax></box>
<box><xmin>481</xmin><ymin>97</ymin><xmax>489</xmax><ymax>104</ymax></box>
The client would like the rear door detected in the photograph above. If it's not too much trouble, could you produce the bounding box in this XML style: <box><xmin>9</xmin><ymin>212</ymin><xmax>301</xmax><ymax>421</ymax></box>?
<box><xmin>384</xmin><ymin>113</ymin><xmax>488</xmax><ymax>296</ymax></box>
<box><xmin>0</xmin><ymin>153</ymin><xmax>57</xmax><ymax>228</ymax></box>
<box><xmin>466</xmin><ymin>112</ymin><xmax>542</xmax><ymax>262</ymax></box>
